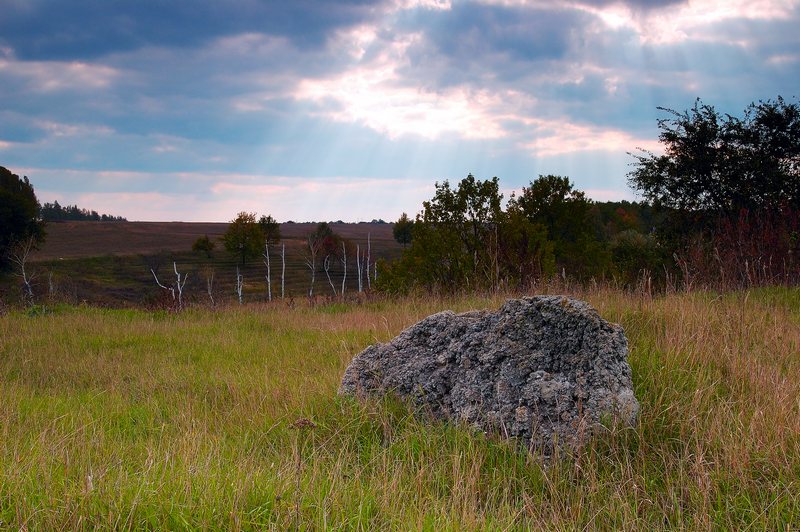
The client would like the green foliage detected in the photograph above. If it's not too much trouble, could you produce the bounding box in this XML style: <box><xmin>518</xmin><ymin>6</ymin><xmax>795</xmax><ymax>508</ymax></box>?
<box><xmin>392</xmin><ymin>212</ymin><xmax>414</xmax><ymax>247</ymax></box>
<box><xmin>258</xmin><ymin>215</ymin><xmax>281</xmax><ymax>246</ymax></box>
<box><xmin>222</xmin><ymin>212</ymin><xmax>263</xmax><ymax>265</ymax></box>
<box><xmin>510</xmin><ymin>175</ymin><xmax>611</xmax><ymax>278</ymax></box>
<box><xmin>191</xmin><ymin>234</ymin><xmax>215</xmax><ymax>258</ymax></box>
<box><xmin>380</xmin><ymin>174</ymin><xmax>625</xmax><ymax>292</ymax></box>
<box><xmin>0</xmin><ymin>166</ymin><xmax>45</xmax><ymax>269</ymax></box>
<box><xmin>628</xmin><ymin>97</ymin><xmax>800</xmax><ymax>214</ymax></box>
<box><xmin>388</xmin><ymin>174</ymin><xmax>504</xmax><ymax>291</ymax></box>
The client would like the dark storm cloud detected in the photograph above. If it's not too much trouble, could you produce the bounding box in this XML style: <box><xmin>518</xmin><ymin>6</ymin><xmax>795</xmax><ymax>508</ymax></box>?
<box><xmin>0</xmin><ymin>0</ymin><xmax>381</xmax><ymax>60</ymax></box>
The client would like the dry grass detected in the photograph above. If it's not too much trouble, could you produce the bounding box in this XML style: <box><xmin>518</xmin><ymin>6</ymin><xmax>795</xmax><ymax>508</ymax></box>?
<box><xmin>0</xmin><ymin>287</ymin><xmax>798</xmax><ymax>529</ymax></box>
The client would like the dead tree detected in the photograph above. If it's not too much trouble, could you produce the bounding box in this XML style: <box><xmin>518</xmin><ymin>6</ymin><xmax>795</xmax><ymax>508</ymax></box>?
<box><xmin>324</xmin><ymin>254</ymin><xmax>337</xmax><ymax>296</ymax></box>
<box><xmin>281</xmin><ymin>243</ymin><xmax>286</xmax><ymax>299</ymax></box>
<box><xmin>9</xmin><ymin>236</ymin><xmax>36</xmax><ymax>306</ymax></box>
<box><xmin>235</xmin><ymin>266</ymin><xmax>244</xmax><ymax>305</ymax></box>
<box><xmin>305</xmin><ymin>233</ymin><xmax>323</xmax><ymax>297</ymax></box>
<box><xmin>356</xmin><ymin>243</ymin><xmax>362</xmax><ymax>292</ymax></box>
<box><xmin>340</xmin><ymin>240</ymin><xmax>347</xmax><ymax>295</ymax></box>
<box><xmin>151</xmin><ymin>261</ymin><xmax>188</xmax><ymax>310</ymax></box>
<box><xmin>366</xmin><ymin>232</ymin><xmax>371</xmax><ymax>290</ymax></box>
<box><xmin>263</xmin><ymin>243</ymin><xmax>272</xmax><ymax>301</ymax></box>
<box><xmin>201</xmin><ymin>265</ymin><xmax>216</xmax><ymax>307</ymax></box>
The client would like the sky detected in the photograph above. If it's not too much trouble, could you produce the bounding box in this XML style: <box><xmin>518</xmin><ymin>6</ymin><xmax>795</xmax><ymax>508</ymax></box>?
<box><xmin>1</xmin><ymin>0</ymin><xmax>798</xmax><ymax>222</ymax></box>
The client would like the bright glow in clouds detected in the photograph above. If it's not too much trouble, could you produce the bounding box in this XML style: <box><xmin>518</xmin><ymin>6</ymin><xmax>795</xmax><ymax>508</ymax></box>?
<box><xmin>296</xmin><ymin>30</ymin><xmax>508</xmax><ymax>140</ymax></box>
<box><xmin>583</xmin><ymin>0</ymin><xmax>798</xmax><ymax>45</ymax></box>
<box><xmin>1</xmin><ymin>0</ymin><xmax>797</xmax><ymax>221</ymax></box>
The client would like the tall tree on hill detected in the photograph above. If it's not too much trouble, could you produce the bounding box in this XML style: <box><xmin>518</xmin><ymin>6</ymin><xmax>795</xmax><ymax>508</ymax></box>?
<box><xmin>223</xmin><ymin>212</ymin><xmax>263</xmax><ymax>266</ymax></box>
<box><xmin>0</xmin><ymin>166</ymin><xmax>45</xmax><ymax>270</ymax></box>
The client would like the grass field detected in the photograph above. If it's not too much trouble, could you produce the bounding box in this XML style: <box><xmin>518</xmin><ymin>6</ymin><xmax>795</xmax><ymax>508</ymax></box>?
<box><xmin>1</xmin><ymin>287</ymin><xmax>798</xmax><ymax>529</ymax></box>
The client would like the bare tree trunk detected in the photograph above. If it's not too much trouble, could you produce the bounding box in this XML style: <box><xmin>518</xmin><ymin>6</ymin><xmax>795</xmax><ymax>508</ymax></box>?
<box><xmin>281</xmin><ymin>244</ymin><xmax>285</xmax><ymax>299</ymax></box>
<box><xmin>206</xmin><ymin>269</ymin><xmax>215</xmax><ymax>307</ymax></box>
<box><xmin>152</xmin><ymin>262</ymin><xmax>187</xmax><ymax>310</ymax></box>
<box><xmin>264</xmin><ymin>244</ymin><xmax>272</xmax><ymax>301</ymax></box>
<box><xmin>236</xmin><ymin>266</ymin><xmax>244</xmax><ymax>305</ymax></box>
<box><xmin>173</xmin><ymin>262</ymin><xmax>188</xmax><ymax>310</ymax></box>
<box><xmin>340</xmin><ymin>241</ymin><xmax>347</xmax><ymax>295</ymax></box>
<box><xmin>356</xmin><ymin>244</ymin><xmax>362</xmax><ymax>292</ymax></box>
<box><xmin>305</xmin><ymin>253</ymin><xmax>316</xmax><ymax>297</ymax></box>
<box><xmin>151</xmin><ymin>268</ymin><xmax>174</xmax><ymax>305</ymax></box>
<box><xmin>366</xmin><ymin>233</ymin><xmax>371</xmax><ymax>290</ymax></box>
<box><xmin>324</xmin><ymin>255</ymin><xmax>337</xmax><ymax>295</ymax></box>
<box><xmin>10</xmin><ymin>236</ymin><xmax>36</xmax><ymax>307</ymax></box>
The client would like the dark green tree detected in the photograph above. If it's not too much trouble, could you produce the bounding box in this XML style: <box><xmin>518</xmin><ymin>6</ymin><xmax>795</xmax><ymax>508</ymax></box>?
<box><xmin>628</xmin><ymin>97</ymin><xmax>800</xmax><ymax>215</ymax></box>
<box><xmin>1</xmin><ymin>166</ymin><xmax>45</xmax><ymax>270</ymax></box>
<box><xmin>392</xmin><ymin>212</ymin><xmax>414</xmax><ymax>247</ymax></box>
<box><xmin>383</xmin><ymin>174</ymin><xmax>503</xmax><ymax>291</ymax></box>
<box><xmin>192</xmin><ymin>234</ymin><xmax>215</xmax><ymax>258</ymax></box>
<box><xmin>222</xmin><ymin>212</ymin><xmax>264</xmax><ymax>265</ymax></box>
<box><xmin>258</xmin><ymin>215</ymin><xmax>281</xmax><ymax>247</ymax></box>
<box><xmin>510</xmin><ymin>175</ymin><xmax>609</xmax><ymax>277</ymax></box>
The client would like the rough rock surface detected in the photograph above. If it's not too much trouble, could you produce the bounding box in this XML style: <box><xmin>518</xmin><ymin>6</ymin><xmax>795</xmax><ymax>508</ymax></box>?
<box><xmin>340</xmin><ymin>296</ymin><xmax>639</xmax><ymax>451</ymax></box>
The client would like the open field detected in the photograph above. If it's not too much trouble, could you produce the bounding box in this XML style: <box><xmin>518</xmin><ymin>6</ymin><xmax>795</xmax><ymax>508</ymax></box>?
<box><xmin>31</xmin><ymin>222</ymin><xmax>397</xmax><ymax>261</ymax></box>
<box><xmin>1</xmin><ymin>222</ymin><xmax>401</xmax><ymax>306</ymax></box>
<box><xmin>1</xmin><ymin>287</ymin><xmax>799</xmax><ymax>529</ymax></box>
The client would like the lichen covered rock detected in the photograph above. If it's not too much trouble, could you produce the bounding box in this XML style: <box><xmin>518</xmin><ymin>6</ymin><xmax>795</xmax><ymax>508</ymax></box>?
<box><xmin>340</xmin><ymin>296</ymin><xmax>639</xmax><ymax>451</ymax></box>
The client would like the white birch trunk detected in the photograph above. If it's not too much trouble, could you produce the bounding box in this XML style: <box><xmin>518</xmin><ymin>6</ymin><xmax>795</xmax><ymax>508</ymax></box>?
<box><xmin>324</xmin><ymin>255</ymin><xmax>337</xmax><ymax>295</ymax></box>
<box><xmin>366</xmin><ymin>232</ymin><xmax>371</xmax><ymax>290</ymax></box>
<box><xmin>356</xmin><ymin>244</ymin><xmax>362</xmax><ymax>292</ymax></box>
<box><xmin>281</xmin><ymin>244</ymin><xmax>285</xmax><ymax>299</ymax></box>
<box><xmin>263</xmin><ymin>244</ymin><xmax>272</xmax><ymax>301</ymax></box>
<box><xmin>340</xmin><ymin>241</ymin><xmax>347</xmax><ymax>295</ymax></box>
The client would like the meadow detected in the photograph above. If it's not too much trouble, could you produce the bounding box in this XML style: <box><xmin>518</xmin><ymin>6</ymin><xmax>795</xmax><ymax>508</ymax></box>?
<box><xmin>1</xmin><ymin>286</ymin><xmax>798</xmax><ymax>529</ymax></box>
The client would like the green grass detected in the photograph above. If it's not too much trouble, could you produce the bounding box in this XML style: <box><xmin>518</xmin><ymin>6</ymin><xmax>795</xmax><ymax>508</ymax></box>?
<box><xmin>1</xmin><ymin>289</ymin><xmax>799</xmax><ymax>529</ymax></box>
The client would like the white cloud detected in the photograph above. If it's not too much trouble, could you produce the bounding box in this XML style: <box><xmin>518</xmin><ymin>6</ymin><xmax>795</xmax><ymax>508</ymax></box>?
<box><xmin>0</xmin><ymin>57</ymin><xmax>119</xmax><ymax>92</ymax></box>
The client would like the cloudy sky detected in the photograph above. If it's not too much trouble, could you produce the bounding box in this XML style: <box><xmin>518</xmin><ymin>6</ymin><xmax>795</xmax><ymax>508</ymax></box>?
<box><xmin>1</xmin><ymin>0</ymin><xmax>798</xmax><ymax>221</ymax></box>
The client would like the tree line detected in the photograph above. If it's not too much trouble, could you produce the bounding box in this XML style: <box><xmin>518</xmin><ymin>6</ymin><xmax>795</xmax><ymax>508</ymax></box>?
<box><xmin>381</xmin><ymin>97</ymin><xmax>799</xmax><ymax>292</ymax></box>
<box><xmin>40</xmin><ymin>201</ymin><xmax>127</xmax><ymax>222</ymax></box>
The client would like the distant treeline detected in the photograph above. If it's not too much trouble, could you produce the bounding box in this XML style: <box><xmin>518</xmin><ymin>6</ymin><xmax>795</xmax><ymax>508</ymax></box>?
<box><xmin>40</xmin><ymin>201</ymin><xmax>127</xmax><ymax>222</ymax></box>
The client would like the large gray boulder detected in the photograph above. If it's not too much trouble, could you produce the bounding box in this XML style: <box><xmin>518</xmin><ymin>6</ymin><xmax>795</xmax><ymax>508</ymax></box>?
<box><xmin>340</xmin><ymin>296</ymin><xmax>639</xmax><ymax>451</ymax></box>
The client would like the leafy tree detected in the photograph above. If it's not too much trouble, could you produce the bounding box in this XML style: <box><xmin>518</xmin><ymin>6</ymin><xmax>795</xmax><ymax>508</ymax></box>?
<box><xmin>628</xmin><ymin>97</ymin><xmax>800</xmax><ymax>215</ymax></box>
<box><xmin>510</xmin><ymin>175</ymin><xmax>609</xmax><ymax>277</ymax></box>
<box><xmin>258</xmin><ymin>215</ymin><xmax>281</xmax><ymax>246</ymax></box>
<box><xmin>392</xmin><ymin>212</ymin><xmax>414</xmax><ymax>247</ymax></box>
<box><xmin>192</xmin><ymin>234</ymin><xmax>215</xmax><ymax>258</ymax></box>
<box><xmin>383</xmin><ymin>174</ymin><xmax>503</xmax><ymax>291</ymax></box>
<box><xmin>222</xmin><ymin>212</ymin><xmax>263</xmax><ymax>265</ymax></box>
<box><xmin>1</xmin><ymin>166</ymin><xmax>45</xmax><ymax>270</ymax></box>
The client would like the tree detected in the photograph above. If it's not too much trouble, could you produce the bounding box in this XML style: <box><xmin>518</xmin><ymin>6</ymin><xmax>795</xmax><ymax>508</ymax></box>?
<box><xmin>510</xmin><ymin>175</ymin><xmax>609</xmax><ymax>278</ymax></box>
<box><xmin>258</xmin><ymin>215</ymin><xmax>281</xmax><ymax>246</ymax></box>
<box><xmin>628</xmin><ymin>97</ymin><xmax>800</xmax><ymax>215</ymax></box>
<box><xmin>382</xmin><ymin>174</ymin><xmax>503</xmax><ymax>291</ymax></box>
<box><xmin>192</xmin><ymin>234</ymin><xmax>215</xmax><ymax>258</ymax></box>
<box><xmin>222</xmin><ymin>212</ymin><xmax>263</xmax><ymax>265</ymax></box>
<box><xmin>393</xmin><ymin>212</ymin><xmax>414</xmax><ymax>247</ymax></box>
<box><xmin>258</xmin><ymin>215</ymin><xmax>280</xmax><ymax>301</ymax></box>
<box><xmin>1</xmin><ymin>166</ymin><xmax>45</xmax><ymax>270</ymax></box>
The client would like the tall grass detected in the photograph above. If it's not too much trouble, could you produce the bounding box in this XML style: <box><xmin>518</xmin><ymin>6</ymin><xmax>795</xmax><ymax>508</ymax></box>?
<box><xmin>0</xmin><ymin>288</ymin><xmax>798</xmax><ymax>529</ymax></box>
